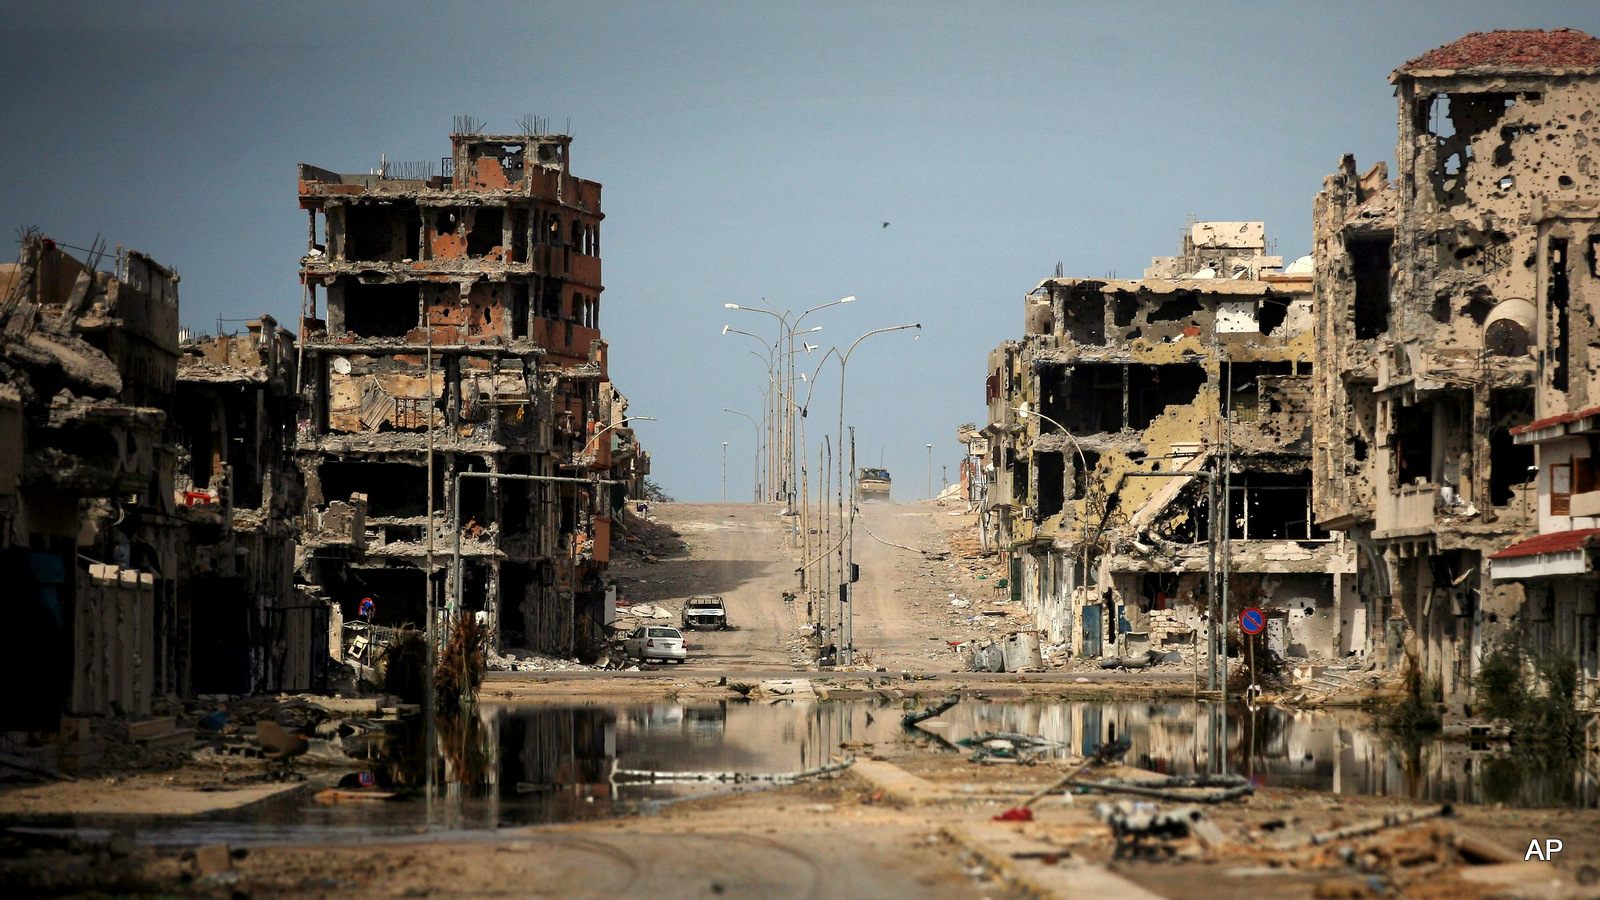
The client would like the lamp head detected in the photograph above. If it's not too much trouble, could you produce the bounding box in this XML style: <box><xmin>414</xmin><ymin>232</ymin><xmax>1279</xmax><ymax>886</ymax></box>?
<box><xmin>721</xmin><ymin>325</ymin><xmax>729</xmax><ymax>335</ymax></box>
<box><xmin>840</xmin><ymin>296</ymin><xmax>856</xmax><ymax>303</ymax></box>
<box><xmin>724</xmin><ymin>303</ymin><xmax>740</xmax><ymax>310</ymax></box>
<box><xmin>1017</xmin><ymin>402</ymin><xmax>1031</xmax><ymax>419</ymax></box>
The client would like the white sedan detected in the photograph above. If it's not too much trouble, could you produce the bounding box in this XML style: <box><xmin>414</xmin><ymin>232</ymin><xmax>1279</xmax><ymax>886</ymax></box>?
<box><xmin>624</xmin><ymin>626</ymin><xmax>687</xmax><ymax>663</ymax></box>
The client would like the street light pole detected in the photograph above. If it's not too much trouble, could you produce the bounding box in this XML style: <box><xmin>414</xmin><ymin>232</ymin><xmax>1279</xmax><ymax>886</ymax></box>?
<box><xmin>722</xmin><ymin>441</ymin><xmax>728</xmax><ymax>503</ymax></box>
<box><xmin>729</xmin><ymin>298</ymin><xmax>851</xmax><ymax>510</ymax></box>
<box><xmin>836</xmin><ymin>323</ymin><xmax>921</xmax><ymax>666</ymax></box>
<box><xmin>926</xmin><ymin>444</ymin><xmax>933</xmax><ymax>500</ymax></box>
<box><xmin>722</xmin><ymin>408</ymin><xmax>760</xmax><ymax>502</ymax></box>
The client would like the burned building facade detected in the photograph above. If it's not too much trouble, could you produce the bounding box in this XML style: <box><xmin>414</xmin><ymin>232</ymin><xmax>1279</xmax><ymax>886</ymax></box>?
<box><xmin>173</xmin><ymin>317</ymin><xmax>311</xmax><ymax>692</ymax></box>
<box><xmin>1314</xmin><ymin>30</ymin><xmax>1600</xmax><ymax>707</ymax></box>
<box><xmin>295</xmin><ymin>129</ymin><xmax>625</xmax><ymax>659</ymax></box>
<box><xmin>1</xmin><ymin>235</ymin><xmax>183</xmax><ymax>728</ymax></box>
<box><xmin>984</xmin><ymin>223</ymin><xmax>1357</xmax><ymax>663</ymax></box>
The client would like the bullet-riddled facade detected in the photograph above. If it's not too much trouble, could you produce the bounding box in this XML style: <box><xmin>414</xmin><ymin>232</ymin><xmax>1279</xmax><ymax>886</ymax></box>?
<box><xmin>1315</xmin><ymin>29</ymin><xmax>1600</xmax><ymax>708</ymax></box>
<box><xmin>985</xmin><ymin>223</ymin><xmax>1358</xmax><ymax>664</ymax></box>
<box><xmin>295</xmin><ymin>129</ymin><xmax>629</xmax><ymax>659</ymax></box>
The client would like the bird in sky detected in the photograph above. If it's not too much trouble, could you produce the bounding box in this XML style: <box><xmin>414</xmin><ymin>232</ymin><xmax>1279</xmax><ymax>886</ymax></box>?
<box><xmin>882</xmin><ymin>222</ymin><xmax>890</xmax><ymax>228</ymax></box>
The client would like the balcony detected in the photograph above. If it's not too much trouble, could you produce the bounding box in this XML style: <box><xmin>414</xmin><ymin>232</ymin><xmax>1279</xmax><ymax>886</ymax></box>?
<box><xmin>1375</xmin><ymin>482</ymin><xmax>1438</xmax><ymax>537</ymax></box>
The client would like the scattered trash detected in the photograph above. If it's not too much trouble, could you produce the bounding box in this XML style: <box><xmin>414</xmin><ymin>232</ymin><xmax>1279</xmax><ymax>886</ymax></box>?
<box><xmin>901</xmin><ymin>695</ymin><xmax>960</xmax><ymax>728</ymax></box>
<box><xmin>612</xmin><ymin>758</ymin><xmax>854</xmax><ymax>786</ymax></box>
<box><xmin>993</xmin><ymin>807</ymin><xmax>1034</xmax><ymax>822</ymax></box>
<box><xmin>1096</xmin><ymin>801</ymin><xmax>1213</xmax><ymax>860</ymax></box>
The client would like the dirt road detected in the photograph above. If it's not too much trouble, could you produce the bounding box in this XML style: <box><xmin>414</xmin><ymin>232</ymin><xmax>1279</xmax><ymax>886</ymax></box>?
<box><xmin>612</xmin><ymin>503</ymin><xmax>806</xmax><ymax>670</ymax></box>
<box><xmin>610</xmin><ymin>500</ymin><xmax>1027</xmax><ymax>673</ymax></box>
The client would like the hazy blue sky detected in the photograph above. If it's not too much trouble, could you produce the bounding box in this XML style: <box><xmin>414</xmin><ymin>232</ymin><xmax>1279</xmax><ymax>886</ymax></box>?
<box><xmin>4</xmin><ymin>1</ymin><xmax>1595</xmax><ymax>501</ymax></box>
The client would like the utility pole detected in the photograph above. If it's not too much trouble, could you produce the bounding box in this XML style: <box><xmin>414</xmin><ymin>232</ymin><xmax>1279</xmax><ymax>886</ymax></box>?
<box><xmin>721</xmin><ymin>441</ymin><xmax>728</xmax><ymax>503</ymax></box>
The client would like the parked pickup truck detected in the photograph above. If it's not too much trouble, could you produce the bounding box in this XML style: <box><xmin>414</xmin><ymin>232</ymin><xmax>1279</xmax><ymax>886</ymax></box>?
<box><xmin>681</xmin><ymin>595</ymin><xmax>729</xmax><ymax>630</ymax></box>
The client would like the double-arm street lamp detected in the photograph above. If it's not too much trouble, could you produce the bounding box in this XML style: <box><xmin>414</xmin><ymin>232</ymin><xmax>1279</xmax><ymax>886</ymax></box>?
<box><xmin>835</xmin><ymin>323</ymin><xmax>921</xmax><ymax>665</ymax></box>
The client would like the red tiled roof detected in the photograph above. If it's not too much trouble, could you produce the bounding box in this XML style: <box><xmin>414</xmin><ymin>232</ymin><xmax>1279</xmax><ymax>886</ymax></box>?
<box><xmin>1509</xmin><ymin>404</ymin><xmax>1600</xmax><ymax>435</ymax></box>
<box><xmin>1489</xmin><ymin>528</ymin><xmax>1600</xmax><ymax>560</ymax></box>
<box><xmin>1395</xmin><ymin>29</ymin><xmax>1600</xmax><ymax>74</ymax></box>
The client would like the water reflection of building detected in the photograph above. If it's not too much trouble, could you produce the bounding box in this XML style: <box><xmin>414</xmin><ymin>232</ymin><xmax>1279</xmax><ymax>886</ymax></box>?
<box><xmin>959</xmin><ymin>699</ymin><xmax>1597</xmax><ymax>808</ymax></box>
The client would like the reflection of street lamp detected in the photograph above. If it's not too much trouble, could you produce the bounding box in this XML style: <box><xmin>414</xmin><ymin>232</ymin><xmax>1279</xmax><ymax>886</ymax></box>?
<box><xmin>723</xmin><ymin>408</ymin><xmax>760</xmax><ymax>501</ymax></box>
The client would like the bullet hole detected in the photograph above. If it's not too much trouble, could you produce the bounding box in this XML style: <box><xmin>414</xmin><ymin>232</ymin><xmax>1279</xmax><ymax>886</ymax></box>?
<box><xmin>1559</xmin><ymin>174</ymin><xmax>1575</xmax><ymax>187</ymax></box>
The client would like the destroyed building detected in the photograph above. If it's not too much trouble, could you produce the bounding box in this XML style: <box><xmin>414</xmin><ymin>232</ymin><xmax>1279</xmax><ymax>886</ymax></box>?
<box><xmin>294</xmin><ymin>129</ymin><xmax>630</xmax><ymax>659</ymax></box>
<box><xmin>0</xmin><ymin>235</ymin><xmax>183</xmax><ymax>729</ymax></box>
<box><xmin>1313</xmin><ymin>29</ymin><xmax>1600</xmax><ymax>708</ymax></box>
<box><xmin>173</xmin><ymin>316</ymin><xmax>314</xmax><ymax>692</ymax></box>
<box><xmin>983</xmin><ymin>223</ymin><xmax>1358</xmax><ymax>662</ymax></box>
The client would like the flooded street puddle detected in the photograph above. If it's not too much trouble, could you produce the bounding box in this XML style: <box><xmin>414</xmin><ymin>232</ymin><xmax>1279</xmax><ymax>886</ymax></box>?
<box><xmin>68</xmin><ymin>698</ymin><xmax>1600</xmax><ymax>847</ymax></box>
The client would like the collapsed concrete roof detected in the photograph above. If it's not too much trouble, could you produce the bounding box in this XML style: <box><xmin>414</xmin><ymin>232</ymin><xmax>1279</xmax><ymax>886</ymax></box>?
<box><xmin>1392</xmin><ymin>28</ymin><xmax>1600</xmax><ymax>78</ymax></box>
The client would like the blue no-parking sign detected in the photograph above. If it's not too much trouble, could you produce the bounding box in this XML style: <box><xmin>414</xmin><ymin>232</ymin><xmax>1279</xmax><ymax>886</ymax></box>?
<box><xmin>1240</xmin><ymin>607</ymin><xmax>1265</xmax><ymax>636</ymax></box>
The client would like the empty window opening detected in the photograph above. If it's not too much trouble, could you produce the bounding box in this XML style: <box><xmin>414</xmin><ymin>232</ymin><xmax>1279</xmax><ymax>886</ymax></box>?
<box><xmin>1223</xmin><ymin>362</ymin><xmax>1296</xmax><ymax>422</ymax></box>
<box><xmin>1588</xmin><ymin>235</ymin><xmax>1599</xmax><ymax>278</ymax></box>
<box><xmin>460</xmin><ymin>562</ymin><xmax>489</xmax><ymax>613</ymax></box>
<box><xmin>457</xmin><ymin>461</ymin><xmax>493</xmax><ymax>527</ymax></box>
<box><xmin>1156</xmin><ymin>479</ymin><xmax>1209</xmax><ymax>544</ymax></box>
<box><xmin>1149</xmin><ymin>292</ymin><xmax>1202</xmax><ymax>323</ymax></box>
<box><xmin>337</xmin><ymin>566</ymin><xmax>426</xmax><ymax>628</ymax></box>
<box><xmin>1129</xmin><ymin>364</ymin><xmax>1206</xmax><ymax>429</ymax></box>
<box><xmin>1228</xmin><ymin>472</ymin><xmax>1321</xmax><ymax>540</ymax></box>
<box><xmin>497</xmin><ymin>144</ymin><xmax>526</xmax><ymax>182</ymax></box>
<box><xmin>433</xmin><ymin>209</ymin><xmax>459</xmax><ymax>240</ymax></box>
<box><xmin>498</xmin><ymin>563</ymin><xmax>534</xmax><ymax>648</ymax></box>
<box><xmin>1488</xmin><ymin>427</ymin><xmax>1536</xmax><ymax>507</ymax></box>
<box><xmin>1462</xmin><ymin>285</ymin><xmax>1496</xmax><ymax>325</ymax></box>
<box><xmin>1112</xmin><ymin>293</ymin><xmax>1139</xmax><ymax>328</ymax></box>
<box><xmin>1550</xmin><ymin>239</ymin><xmax>1570</xmax><ymax>392</ymax></box>
<box><xmin>320</xmin><ymin>461</ymin><xmax>428</xmax><ymax>518</ymax></box>
<box><xmin>338</xmin><ymin>280</ymin><xmax>419</xmax><ymax>337</ymax></box>
<box><xmin>1349</xmin><ymin>235</ymin><xmax>1392</xmax><ymax>338</ymax></box>
<box><xmin>1488</xmin><ymin>388</ymin><xmax>1535</xmax><ymax>507</ymax></box>
<box><xmin>1061</xmin><ymin>291</ymin><xmax>1106</xmax><ymax>345</ymax></box>
<box><xmin>467</xmin><ymin>208</ymin><xmax>505</xmax><ymax>257</ymax></box>
<box><xmin>1393</xmin><ymin>403</ymin><xmax>1435</xmax><ymax>486</ymax></box>
<box><xmin>1012</xmin><ymin>456</ymin><xmax>1030</xmax><ymax>507</ymax></box>
<box><xmin>538</xmin><ymin>278</ymin><xmax>562</xmax><ymax>319</ymax></box>
<box><xmin>507</xmin><ymin>281</ymin><xmax>530</xmax><ymax>338</ymax></box>
<box><xmin>345</xmin><ymin>204</ymin><xmax>420</xmax><ymax>261</ymax></box>
<box><xmin>1071</xmin><ymin>450</ymin><xmax>1102</xmax><ymax>500</ymax></box>
<box><xmin>1037</xmin><ymin>364</ymin><xmax>1069</xmax><ymax>431</ymax></box>
<box><xmin>1431</xmin><ymin>288</ymin><xmax>1453</xmax><ymax>324</ymax></box>
<box><xmin>511</xmin><ymin>208</ymin><xmax>530</xmax><ymax>263</ymax></box>
<box><xmin>1256</xmin><ymin>297</ymin><xmax>1289</xmax><ymax>335</ymax></box>
<box><xmin>1064</xmin><ymin>364</ymin><xmax>1125</xmax><ymax>434</ymax></box>
<box><xmin>1036</xmin><ymin>451</ymin><xmax>1065</xmax><ymax>519</ymax></box>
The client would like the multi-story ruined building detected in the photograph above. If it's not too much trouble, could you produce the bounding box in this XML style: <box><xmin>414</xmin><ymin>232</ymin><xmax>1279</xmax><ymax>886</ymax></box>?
<box><xmin>1314</xmin><ymin>30</ymin><xmax>1600</xmax><ymax>708</ymax></box>
<box><xmin>1462</xmin><ymin>30</ymin><xmax>1600</xmax><ymax>707</ymax></box>
<box><xmin>984</xmin><ymin>223</ymin><xmax>1358</xmax><ymax>663</ymax></box>
<box><xmin>0</xmin><ymin>235</ymin><xmax>183</xmax><ymax>729</ymax></box>
<box><xmin>295</xmin><ymin>129</ymin><xmax>623</xmax><ymax>659</ymax></box>
<box><xmin>173</xmin><ymin>316</ymin><xmax>314</xmax><ymax>692</ymax></box>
